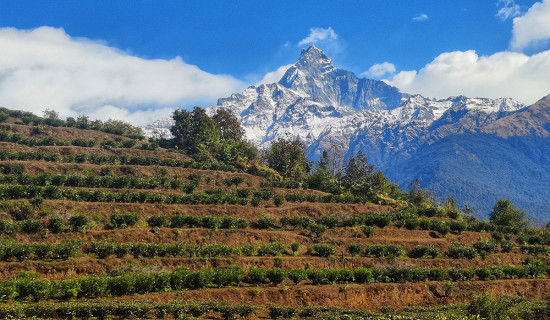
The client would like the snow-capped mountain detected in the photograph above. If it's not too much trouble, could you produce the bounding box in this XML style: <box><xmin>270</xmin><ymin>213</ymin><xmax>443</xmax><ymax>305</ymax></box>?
<box><xmin>144</xmin><ymin>45</ymin><xmax>550</xmax><ymax>220</ymax></box>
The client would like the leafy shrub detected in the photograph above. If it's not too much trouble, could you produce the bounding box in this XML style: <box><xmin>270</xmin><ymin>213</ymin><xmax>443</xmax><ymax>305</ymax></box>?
<box><xmin>309</xmin><ymin>243</ymin><xmax>336</xmax><ymax>257</ymax></box>
<box><xmin>247</xmin><ymin>267</ymin><xmax>267</xmax><ymax>286</ymax></box>
<box><xmin>431</xmin><ymin>220</ymin><xmax>451</xmax><ymax>237</ymax></box>
<box><xmin>4</xmin><ymin>199</ymin><xmax>35</xmax><ymax>221</ymax></box>
<box><xmin>266</xmin><ymin>268</ymin><xmax>287</xmax><ymax>285</ymax></box>
<box><xmin>47</xmin><ymin>217</ymin><xmax>65</xmax><ymax>233</ymax></box>
<box><xmin>447</xmin><ymin>242</ymin><xmax>478</xmax><ymax>259</ymax></box>
<box><xmin>363</xmin><ymin>212</ymin><xmax>391</xmax><ymax>228</ymax></box>
<box><xmin>500</xmin><ymin>240</ymin><xmax>514</xmax><ymax>253</ymax></box>
<box><xmin>309</xmin><ymin>223</ymin><xmax>327</xmax><ymax>237</ymax></box>
<box><xmin>467</xmin><ymin>292</ymin><xmax>513</xmax><ymax>320</ymax></box>
<box><xmin>361</xmin><ymin>225</ymin><xmax>376</xmax><ymax>237</ymax></box>
<box><xmin>146</xmin><ymin>215</ymin><xmax>167</xmax><ymax>228</ymax></box>
<box><xmin>408</xmin><ymin>246</ymin><xmax>440</xmax><ymax>259</ymax></box>
<box><xmin>255</xmin><ymin>215</ymin><xmax>276</xmax><ymax>229</ymax></box>
<box><xmin>54</xmin><ymin>240</ymin><xmax>82</xmax><ymax>260</ymax></box>
<box><xmin>317</xmin><ymin>215</ymin><xmax>342</xmax><ymax>228</ymax></box>
<box><xmin>68</xmin><ymin>215</ymin><xmax>89</xmax><ymax>230</ymax></box>
<box><xmin>273</xmin><ymin>194</ymin><xmax>284</xmax><ymax>207</ymax></box>
<box><xmin>365</xmin><ymin>244</ymin><xmax>405</xmax><ymax>258</ymax></box>
<box><xmin>20</xmin><ymin>219</ymin><xmax>43</xmax><ymax>234</ymax></box>
<box><xmin>270</xmin><ymin>306</ymin><xmax>297</xmax><ymax>319</ymax></box>
<box><xmin>473</xmin><ymin>240</ymin><xmax>499</xmax><ymax>254</ymax></box>
<box><xmin>108</xmin><ymin>211</ymin><xmax>139</xmax><ymax>229</ymax></box>
<box><xmin>347</xmin><ymin>243</ymin><xmax>365</xmax><ymax>257</ymax></box>
<box><xmin>288</xmin><ymin>269</ymin><xmax>307</xmax><ymax>284</ymax></box>
<box><xmin>353</xmin><ymin>268</ymin><xmax>373</xmax><ymax>283</ymax></box>
<box><xmin>290</xmin><ymin>242</ymin><xmax>299</xmax><ymax>255</ymax></box>
<box><xmin>257</xmin><ymin>241</ymin><xmax>285</xmax><ymax>256</ymax></box>
<box><xmin>212</xmin><ymin>266</ymin><xmax>244</xmax><ymax>288</ymax></box>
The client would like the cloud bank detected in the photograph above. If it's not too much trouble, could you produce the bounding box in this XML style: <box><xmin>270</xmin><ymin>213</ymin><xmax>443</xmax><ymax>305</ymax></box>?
<box><xmin>510</xmin><ymin>0</ymin><xmax>550</xmax><ymax>51</ymax></box>
<box><xmin>412</xmin><ymin>14</ymin><xmax>429</xmax><ymax>22</ymax></box>
<box><xmin>384</xmin><ymin>1</ymin><xmax>550</xmax><ymax>105</ymax></box>
<box><xmin>387</xmin><ymin>50</ymin><xmax>550</xmax><ymax>104</ymax></box>
<box><xmin>497</xmin><ymin>0</ymin><xmax>521</xmax><ymax>21</ymax></box>
<box><xmin>0</xmin><ymin>27</ymin><xmax>245</xmax><ymax>125</ymax></box>
<box><xmin>298</xmin><ymin>27</ymin><xmax>338</xmax><ymax>46</ymax></box>
<box><xmin>361</xmin><ymin>62</ymin><xmax>396</xmax><ymax>78</ymax></box>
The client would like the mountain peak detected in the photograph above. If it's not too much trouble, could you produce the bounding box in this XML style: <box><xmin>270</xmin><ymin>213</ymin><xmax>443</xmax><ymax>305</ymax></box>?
<box><xmin>295</xmin><ymin>45</ymin><xmax>334</xmax><ymax>73</ymax></box>
<box><xmin>279</xmin><ymin>45</ymin><xmax>335</xmax><ymax>90</ymax></box>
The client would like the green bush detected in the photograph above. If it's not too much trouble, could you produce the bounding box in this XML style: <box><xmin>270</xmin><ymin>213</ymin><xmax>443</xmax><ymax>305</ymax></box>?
<box><xmin>257</xmin><ymin>241</ymin><xmax>285</xmax><ymax>256</ymax></box>
<box><xmin>146</xmin><ymin>215</ymin><xmax>167</xmax><ymax>228</ymax></box>
<box><xmin>447</xmin><ymin>242</ymin><xmax>479</xmax><ymax>259</ymax></box>
<box><xmin>347</xmin><ymin>243</ymin><xmax>365</xmax><ymax>256</ymax></box>
<box><xmin>500</xmin><ymin>240</ymin><xmax>514</xmax><ymax>253</ymax></box>
<box><xmin>273</xmin><ymin>194</ymin><xmax>284</xmax><ymax>207</ymax></box>
<box><xmin>247</xmin><ymin>267</ymin><xmax>267</xmax><ymax>286</ymax></box>
<box><xmin>266</xmin><ymin>268</ymin><xmax>287</xmax><ymax>285</ymax></box>
<box><xmin>353</xmin><ymin>268</ymin><xmax>373</xmax><ymax>283</ymax></box>
<box><xmin>467</xmin><ymin>292</ymin><xmax>513</xmax><ymax>320</ymax></box>
<box><xmin>309</xmin><ymin>243</ymin><xmax>336</xmax><ymax>257</ymax></box>
<box><xmin>310</xmin><ymin>223</ymin><xmax>328</xmax><ymax>237</ymax></box>
<box><xmin>361</xmin><ymin>225</ymin><xmax>376</xmax><ymax>237</ymax></box>
<box><xmin>408</xmin><ymin>246</ymin><xmax>440</xmax><ymax>259</ymax></box>
<box><xmin>68</xmin><ymin>215</ymin><xmax>89</xmax><ymax>230</ymax></box>
<box><xmin>108</xmin><ymin>211</ymin><xmax>139</xmax><ymax>229</ymax></box>
<box><xmin>290</xmin><ymin>242</ymin><xmax>299</xmax><ymax>255</ymax></box>
<box><xmin>212</xmin><ymin>265</ymin><xmax>244</xmax><ymax>288</ymax></box>
<box><xmin>317</xmin><ymin>215</ymin><xmax>342</xmax><ymax>228</ymax></box>
<box><xmin>288</xmin><ymin>269</ymin><xmax>307</xmax><ymax>284</ymax></box>
<box><xmin>270</xmin><ymin>306</ymin><xmax>297</xmax><ymax>319</ymax></box>
<box><xmin>47</xmin><ymin>217</ymin><xmax>65</xmax><ymax>233</ymax></box>
<box><xmin>255</xmin><ymin>215</ymin><xmax>276</xmax><ymax>229</ymax></box>
<box><xmin>54</xmin><ymin>240</ymin><xmax>82</xmax><ymax>260</ymax></box>
<box><xmin>473</xmin><ymin>240</ymin><xmax>499</xmax><ymax>254</ymax></box>
<box><xmin>365</xmin><ymin>244</ymin><xmax>405</xmax><ymax>258</ymax></box>
<box><xmin>20</xmin><ymin>219</ymin><xmax>43</xmax><ymax>234</ymax></box>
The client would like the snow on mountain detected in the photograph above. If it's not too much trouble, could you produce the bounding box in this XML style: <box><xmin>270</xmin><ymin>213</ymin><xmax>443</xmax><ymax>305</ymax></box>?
<box><xmin>143</xmin><ymin>45</ymin><xmax>550</xmax><ymax>218</ymax></box>
<box><xmin>143</xmin><ymin>45</ymin><xmax>524</xmax><ymax>158</ymax></box>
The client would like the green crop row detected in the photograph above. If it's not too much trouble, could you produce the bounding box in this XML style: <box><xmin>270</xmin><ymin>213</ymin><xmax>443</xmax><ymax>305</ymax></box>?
<box><xmin>2</xmin><ymin>261</ymin><xmax>550</xmax><ymax>303</ymax></box>
<box><xmin>0</xmin><ymin>149</ymin><xmax>239</xmax><ymax>172</ymax></box>
<box><xmin>0</xmin><ymin>240</ymin><xmax>81</xmax><ymax>261</ymax></box>
<box><xmin>88</xmin><ymin>240</ymin><xmax>286</xmax><ymax>259</ymax></box>
<box><xmin>0</xmin><ymin>172</ymin><xmax>201</xmax><ymax>193</ymax></box>
<box><xmin>0</xmin><ymin>108</ymin><xmax>144</xmax><ymax>138</ymax></box>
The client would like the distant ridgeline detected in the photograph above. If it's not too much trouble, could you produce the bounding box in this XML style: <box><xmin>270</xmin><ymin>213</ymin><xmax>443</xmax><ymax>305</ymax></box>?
<box><xmin>145</xmin><ymin>45</ymin><xmax>550</xmax><ymax>221</ymax></box>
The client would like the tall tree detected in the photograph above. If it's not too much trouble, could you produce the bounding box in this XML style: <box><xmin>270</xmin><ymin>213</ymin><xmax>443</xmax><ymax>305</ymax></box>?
<box><xmin>489</xmin><ymin>199</ymin><xmax>528</xmax><ymax>231</ymax></box>
<box><xmin>264</xmin><ymin>137</ymin><xmax>311</xmax><ymax>183</ymax></box>
<box><xmin>212</xmin><ymin>108</ymin><xmax>244</xmax><ymax>142</ymax></box>
<box><xmin>171</xmin><ymin>107</ymin><xmax>220</xmax><ymax>154</ymax></box>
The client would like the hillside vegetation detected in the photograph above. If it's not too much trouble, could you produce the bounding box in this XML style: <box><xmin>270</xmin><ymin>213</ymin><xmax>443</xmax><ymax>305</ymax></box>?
<box><xmin>0</xmin><ymin>107</ymin><xmax>549</xmax><ymax>319</ymax></box>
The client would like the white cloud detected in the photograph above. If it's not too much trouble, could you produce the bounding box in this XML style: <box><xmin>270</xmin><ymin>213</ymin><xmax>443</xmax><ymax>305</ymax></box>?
<box><xmin>255</xmin><ymin>64</ymin><xmax>292</xmax><ymax>85</ymax></box>
<box><xmin>412</xmin><ymin>13</ymin><xmax>429</xmax><ymax>22</ymax></box>
<box><xmin>360</xmin><ymin>62</ymin><xmax>396</xmax><ymax>78</ymax></box>
<box><xmin>0</xmin><ymin>26</ymin><xmax>245</xmax><ymax>125</ymax></box>
<box><xmin>386</xmin><ymin>49</ymin><xmax>550</xmax><ymax>105</ymax></box>
<box><xmin>298</xmin><ymin>27</ymin><xmax>338</xmax><ymax>46</ymax></box>
<box><xmin>510</xmin><ymin>0</ymin><xmax>550</xmax><ymax>51</ymax></box>
<box><xmin>496</xmin><ymin>0</ymin><xmax>521</xmax><ymax>20</ymax></box>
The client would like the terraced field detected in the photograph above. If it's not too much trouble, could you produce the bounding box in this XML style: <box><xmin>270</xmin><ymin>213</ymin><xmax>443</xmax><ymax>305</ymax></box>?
<box><xmin>0</xmin><ymin>113</ymin><xmax>549</xmax><ymax>319</ymax></box>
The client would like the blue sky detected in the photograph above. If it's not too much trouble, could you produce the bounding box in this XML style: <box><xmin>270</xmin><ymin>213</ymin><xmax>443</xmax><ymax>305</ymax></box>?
<box><xmin>1</xmin><ymin>0</ymin><xmax>550</xmax><ymax>124</ymax></box>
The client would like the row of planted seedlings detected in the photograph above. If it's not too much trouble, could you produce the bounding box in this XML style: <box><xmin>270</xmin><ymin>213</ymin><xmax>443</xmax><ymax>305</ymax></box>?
<box><xmin>0</xmin><ymin>108</ymin><xmax>144</xmax><ymax>138</ymax></box>
<box><xmin>0</xmin><ymin>170</ymin><xmax>203</xmax><ymax>193</ymax></box>
<box><xmin>0</xmin><ymin>148</ymin><xmax>241</xmax><ymax>172</ymax></box>
<box><xmin>1</xmin><ymin>295</ymin><xmax>549</xmax><ymax>320</ymax></box>
<box><xmin>0</xmin><ymin>235</ymin><xmax>541</xmax><ymax>267</ymax></box>
<box><xmin>0</xmin><ymin>206</ymin><xmax>532</xmax><ymax>251</ymax></box>
<box><xmin>0</xmin><ymin>184</ymin><xmax>382</xmax><ymax>208</ymax></box>
<box><xmin>0</xmin><ymin>130</ymin><xmax>145</xmax><ymax>150</ymax></box>
<box><xmin>2</xmin><ymin>260</ymin><xmax>550</xmax><ymax>303</ymax></box>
